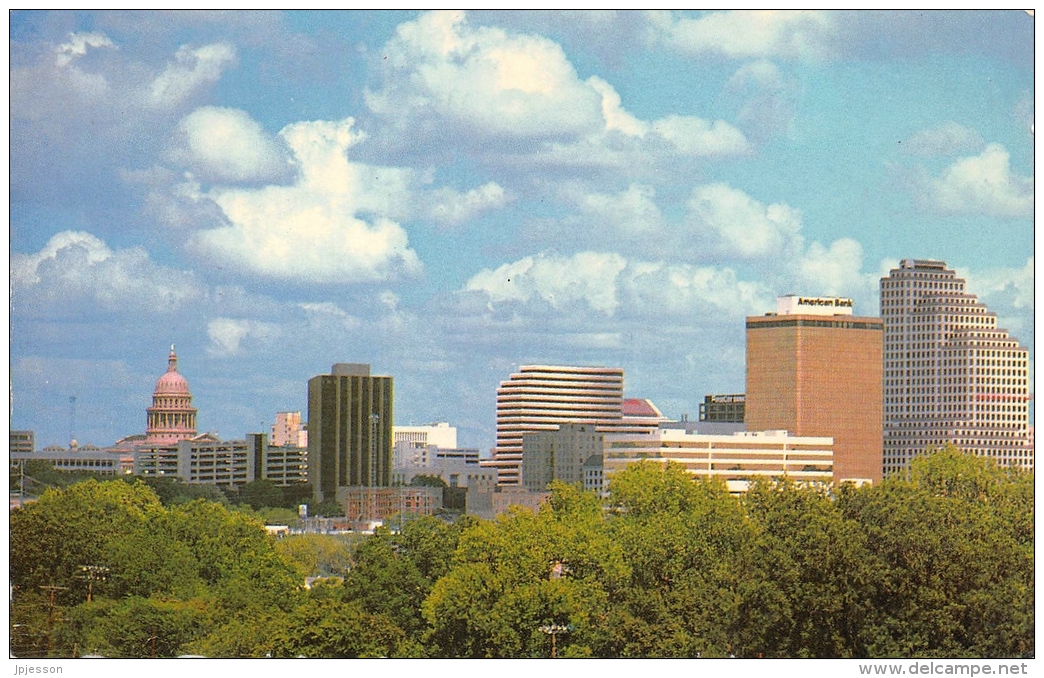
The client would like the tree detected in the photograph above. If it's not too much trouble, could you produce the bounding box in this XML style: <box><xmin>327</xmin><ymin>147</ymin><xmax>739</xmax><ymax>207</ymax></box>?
<box><xmin>275</xmin><ymin>534</ymin><xmax>354</xmax><ymax>578</ymax></box>
<box><xmin>423</xmin><ymin>489</ymin><xmax>622</xmax><ymax>658</ymax></box>
<box><xmin>11</xmin><ymin>479</ymin><xmax>164</xmax><ymax>604</ymax></box>
<box><xmin>342</xmin><ymin>527</ymin><xmax>431</xmax><ymax>635</ymax></box>
<box><xmin>238</xmin><ymin>479</ymin><xmax>285</xmax><ymax>510</ymax></box>
<box><xmin>602</xmin><ymin>463</ymin><xmax>754</xmax><ymax>658</ymax></box>
<box><xmin>740</xmin><ymin>479</ymin><xmax>878</xmax><ymax>658</ymax></box>
<box><xmin>60</xmin><ymin>597</ymin><xmax>208</xmax><ymax>658</ymax></box>
<box><xmin>268</xmin><ymin>596</ymin><xmax>413</xmax><ymax>658</ymax></box>
<box><xmin>838</xmin><ymin>446</ymin><xmax>1034</xmax><ymax>657</ymax></box>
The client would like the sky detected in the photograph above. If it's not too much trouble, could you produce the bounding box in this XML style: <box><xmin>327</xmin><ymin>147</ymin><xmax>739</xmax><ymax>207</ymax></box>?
<box><xmin>9</xmin><ymin>10</ymin><xmax>1035</xmax><ymax>452</ymax></box>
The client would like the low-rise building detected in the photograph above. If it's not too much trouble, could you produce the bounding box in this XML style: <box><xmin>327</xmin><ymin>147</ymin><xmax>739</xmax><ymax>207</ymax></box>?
<box><xmin>337</xmin><ymin>485</ymin><xmax>443</xmax><ymax>523</ymax></box>
<box><xmin>134</xmin><ymin>433</ymin><xmax>253</xmax><ymax>486</ymax></box>
<box><xmin>11</xmin><ymin>446</ymin><xmax>128</xmax><ymax>476</ymax></box>
<box><xmin>10</xmin><ymin>430</ymin><xmax>35</xmax><ymax>454</ymax></box>
<box><xmin>601</xmin><ymin>428</ymin><xmax>835</xmax><ymax>493</ymax></box>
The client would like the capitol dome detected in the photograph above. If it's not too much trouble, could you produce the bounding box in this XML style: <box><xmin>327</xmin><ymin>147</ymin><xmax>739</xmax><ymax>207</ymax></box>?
<box><xmin>155</xmin><ymin>348</ymin><xmax>191</xmax><ymax>395</ymax></box>
<box><xmin>144</xmin><ymin>345</ymin><xmax>198</xmax><ymax>444</ymax></box>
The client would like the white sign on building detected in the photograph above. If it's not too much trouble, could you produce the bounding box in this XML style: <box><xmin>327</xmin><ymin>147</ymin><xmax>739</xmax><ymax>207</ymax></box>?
<box><xmin>776</xmin><ymin>295</ymin><xmax>854</xmax><ymax>317</ymax></box>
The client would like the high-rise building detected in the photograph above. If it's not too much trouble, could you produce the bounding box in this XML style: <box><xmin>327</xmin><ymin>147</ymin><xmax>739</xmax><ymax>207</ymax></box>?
<box><xmin>307</xmin><ymin>363</ymin><xmax>393</xmax><ymax>503</ymax></box>
<box><xmin>880</xmin><ymin>259</ymin><xmax>1032</xmax><ymax>473</ymax></box>
<box><xmin>271</xmin><ymin>411</ymin><xmax>307</xmax><ymax>447</ymax></box>
<box><xmin>522</xmin><ymin>423</ymin><xmax>605</xmax><ymax>492</ymax></box>
<box><xmin>746</xmin><ymin>295</ymin><xmax>884</xmax><ymax>484</ymax></box>
<box><xmin>489</xmin><ymin>365</ymin><xmax>655</xmax><ymax>485</ymax></box>
<box><xmin>145</xmin><ymin>346</ymin><xmax>198</xmax><ymax>444</ymax></box>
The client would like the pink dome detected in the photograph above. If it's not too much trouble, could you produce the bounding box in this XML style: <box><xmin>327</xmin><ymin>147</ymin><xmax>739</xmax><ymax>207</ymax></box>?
<box><xmin>154</xmin><ymin>346</ymin><xmax>191</xmax><ymax>395</ymax></box>
<box><xmin>145</xmin><ymin>345</ymin><xmax>198</xmax><ymax>444</ymax></box>
<box><xmin>155</xmin><ymin>370</ymin><xmax>190</xmax><ymax>395</ymax></box>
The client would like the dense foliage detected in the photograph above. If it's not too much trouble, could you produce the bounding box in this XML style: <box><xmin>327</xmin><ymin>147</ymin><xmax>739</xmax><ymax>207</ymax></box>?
<box><xmin>9</xmin><ymin>447</ymin><xmax>1033</xmax><ymax>658</ymax></box>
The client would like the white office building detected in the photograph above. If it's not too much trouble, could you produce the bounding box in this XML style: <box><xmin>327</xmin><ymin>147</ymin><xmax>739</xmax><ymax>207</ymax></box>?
<box><xmin>880</xmin><ymin>259</ymin><xmax>1032</xmax><ymax>474</ymax></box>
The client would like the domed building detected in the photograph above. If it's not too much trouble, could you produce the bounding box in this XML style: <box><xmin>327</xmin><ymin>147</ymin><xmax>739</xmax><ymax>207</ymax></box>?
<box><xmin>144</xmin><ymin>346</ymin><xmax>198</xmax><ymax>444</ymax></box>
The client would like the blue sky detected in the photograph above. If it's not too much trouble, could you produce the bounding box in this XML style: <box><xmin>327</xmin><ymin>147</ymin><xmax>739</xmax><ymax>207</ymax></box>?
<box><xmin>9</xmin><ymin>10</ymin><xmax>1035</xmax><ymax>451</ymax></box>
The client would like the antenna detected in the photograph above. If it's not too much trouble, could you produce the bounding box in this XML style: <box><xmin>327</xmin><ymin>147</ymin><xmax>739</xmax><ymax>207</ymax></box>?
<box><xmin>69</xmin><ymin>395</ymin><xmax>77</xmax><ymax>448</ymax></box>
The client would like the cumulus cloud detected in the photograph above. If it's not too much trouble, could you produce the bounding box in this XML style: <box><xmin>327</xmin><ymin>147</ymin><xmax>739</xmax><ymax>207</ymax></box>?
<box><xmin>55</xmin><ymin>31</ymin><xmax>116</xmax><ymax>68</ymax></box>
<box><xmin>463</xmin><ymin>250</ymin><xmax>774</xmax><ymax>320</ymax></box>
<box><xmin>426</xmin><ymin>182</ymin><xmax>509</xmax><ymax>226</ymax></box>
<box><xmin>963</xmin><ymin>257</ymin><xmax>1034</xmax><ymax>312</ymax></box>
<box><xmin>206</xmin><ymin>317</ymin><xmax>282</xmax><ymax>357</ymax></box>
<box><xmin>464</xmin><ymin>251</ymin><xmax>628</xmax><ymax>315</ymax></box>
<box><xmin>647</xmin><ymin>10</ymin><xmax>837</xmax><ymax>60</ymax></box>
<box><xmin>11</xmin><ymin>231</ymin><xmax>205</xmax><ymax>316</ymax></box>
<box><xmin>920</xmin><ymin>143</ymin><xmax>1032</xmax><ymax>218</ymax></box>
<box><xmin>619</xmin><ymin>260</ymin><xmax>771</xmax><ymax>318</ymax></box>
<box><xmin>725</xmin><ymin>59</ymin><xmax>797</xmax><ymax>142</ymax></box>
<box><xmin>365</xmin><ymin>11</ymin><xmax>749</xmax><ymax>169</ymax></box>
<box><xmin>191</xmin><ymin>117</ymin><xmax>423</xmax><ymax>283</ymax></box>
<box><xmin>171</xmin><ymin>106</ymin><xmax>291</xmax><ymax>183</ymax></box>
<box><xmin>589</xmin><ymin>75</ymin><xmax>648</xmax><ymax>137</ymax></box>
<box><xmin>367</xmin><ymin>10</ymin><xmax>602</xmax><ymax>141</ymax></box>
<box><xmin>148</xmin><ymin>42</ymin><xmax>237</xmax><ymax>108</ymax></box>
<box><xmin>686</xmin><ymin>182</ymin><xmax>804</xmax><ymax>259</ymax></box>
<box><xmin>793</xmin><ymin>237</ymin><xmax>874</xmax><ymax>302</ymax></box>
<box><xmin>902</xmin><ymin>121</ymin><xmax>984</xmax><ymax>156</ymax></box>
<box><xmin>575</xmin><ymin>184</ymin><xmax>664</xmax><ymax>237</ymax></box>
<box><xmin>651</xmin><ymin>115</ymin><xmax>751</xmax><ymax>156</ymax></box>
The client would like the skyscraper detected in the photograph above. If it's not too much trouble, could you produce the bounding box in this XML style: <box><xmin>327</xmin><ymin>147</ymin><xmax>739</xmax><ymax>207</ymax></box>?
<box><xmin>307</xmin><ymin>363</ymin><xmax>393</xmax><ymax>503</ymax></box>
<box><xmin>880</xmin><ymin>259</ymin><xmax>1032</xmax><ymax>474</ymax></box>
<box><xmin>746</xmin><ymin>295</ymin><xmax>884</xmax><ymax>484</ymax></box>
<box><xmin>489</xmin><ymin>365</ymin><xmax>653</xmax><ymax>486</ymax></box>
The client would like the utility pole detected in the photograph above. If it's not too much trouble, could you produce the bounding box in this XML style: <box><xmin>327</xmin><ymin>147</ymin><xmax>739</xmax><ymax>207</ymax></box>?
<box><xmin>39</xmin><ymin>585</ymin><xmax>68</xmax><ymax>656</ymax></box>
<box><xmin>538</xmin><ymin>623</ymin><xmax>571</xmax><ymax>658</ymax></box>
<box><xmin>69</xmin><ymin>395</ymin><xmax>77</xmax><ymax>446</ymax></box>
<box><xmin>80</xmin><ymin>565</ymin><xmax>109</xmax><ymax>603</ymax></box>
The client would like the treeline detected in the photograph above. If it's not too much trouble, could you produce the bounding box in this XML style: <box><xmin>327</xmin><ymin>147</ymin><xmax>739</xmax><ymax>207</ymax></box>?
<box><xmin>9</xmin><ymin>446</ymin><xmax>1033</xmax><ymax>658</ymax></box>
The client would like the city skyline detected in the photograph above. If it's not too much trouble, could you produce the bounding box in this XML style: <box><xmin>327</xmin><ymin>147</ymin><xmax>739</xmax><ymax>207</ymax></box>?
<box><xmin>10</xmin><ymin>11</ymin><xmax>1034</xmax><ymax>451</ymax></box>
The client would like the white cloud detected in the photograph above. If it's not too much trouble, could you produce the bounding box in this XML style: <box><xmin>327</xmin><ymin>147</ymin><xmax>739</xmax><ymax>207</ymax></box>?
<box><xmin>576</xmin><ymin>184</ymin><xmax>663</xmax><ymax>237</ymax></box>
<box><xmin>619</xmin><ymin>260</ymin><xmax>771</xmax><ymax>318</ymax></box>
<box><xmin>149</xmin><ymin>42</ymin><xmax>237</xmax><ymax>108</ymax></box>
<box><xmin>588</xmin><ymin>75</ymin><xmax>648</xmax><ymax>137</ymax></box>
<box><xmin>191</xmin><ymin>117</ymin><xmax>422</xmax><ymax>283</ymax></box>
<box><xmin>686</xmin><ymin>182</ymin><xmax>804</xmax><ymax>258</ymax></box>
<box><xmin>794</xmin><ymin>238</ymin><xmax>873</xmax><ymax>301</ymax></box>
<box><xmin>368</xmin><ymin>10</ymin><xmax>748</xmax><ymax>167</ymax></box>
<box><xmin>55</xmin><ymin>31</ymin><xmax>116</xmax><ymax>68</ymax></box>
<box><xmin>206</xmin><ymin>317</ymin><xmax>281</xmax><ymax>357</ymax></box>
<box><xmin>11</xmin><ymin>231</ymin><xmax>204</xmax><ymax>315</ymax></box>
<box><xmin>922</xmin><ymin>143</ymin><xmax>1033</xmax><ymax>218</ymax></box>
<box><xmin>652</xmin><ymin>115</ymin><xmax>751</xmax><ymax>156</ymax></box>
<box><xmin>300</xmin><ymin>302</ymin><xmax>363</xmax><ymax>331</ymax></box>
<box><xmin>464</xmin><ymin>250</ymin><xmax>774</xmax><ymax>320</ymax></box>
<box><xmin>427</xmin><ymin>182</ymin><xmax>509</xmax><ymax>226</ymax></box>
<box><xmin>963</xmin><ymin>257</ymin><xmax>1034</xmax><ymax>312</ymax></box>
<box><xmin>367</xmin><ymin>11</ymin><xmax>602</xmax><ymax>140</ymax></box>
<box><xmin>727</xmin><ymin>59</ymin><xmax>784</xmax><ymax>90</ymax></box>
<box><xmin>172</xmin><ymin>106</ymin><xmax>290</xmax><ymax>183</ymax></box>
<box><xmin>725</xmin><ymin>59</ymin><xmax>796</xmax><ymax>142</ymax></box>
<box><xmin>903</xmin><ymin>121</ymin><xmax>984</xmax><ymax>156</ymax></box>
<box><xmin>464</xmin><ymin>251</ymin><xmax>628</xmax><ymax>315</ymax></box>
<box><xmin>648</xmin><ymin>10</ymin><xmax>836</xmax><ymax>60</ymax></box>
